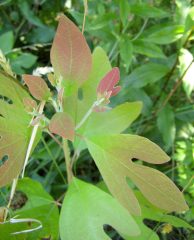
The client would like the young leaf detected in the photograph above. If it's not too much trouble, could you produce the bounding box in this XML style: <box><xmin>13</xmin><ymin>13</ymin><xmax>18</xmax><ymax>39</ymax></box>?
<box><xmin>86</xmin><ymin>134</ymin><xmax>188</xmax><ymax>215</ymax></box>
<box><xmin>97</xmin><ymin>67</ymin><xmax>121</xmax><ymax>99</ymax></box>
<box><xmin>0</xmin><ymin>71</ymin><xmax>35</xmax><ymax>187</ymax></box>
<box><xmin>50</xmin><ymin>15</ymin><xmax>92</xmax><ymax>95</ymax></box>
<box><xmin>59</xmin><ymin>178</ymin><xmax>140</xmax><ymax>240</ymax></box>
<box><xmin>0</xmin><ymin>178</ymin><xmax>59</xmax><ymax>239</ymax></box>
<box><xmin>23</xmin><ymin>74</ymin><xmax>51</xmax><ymax>101</ymax></box>
<box><xmin>49</xmin><ymin>112</ymin><xmax>75</xmax><ymax>141</ymax></box>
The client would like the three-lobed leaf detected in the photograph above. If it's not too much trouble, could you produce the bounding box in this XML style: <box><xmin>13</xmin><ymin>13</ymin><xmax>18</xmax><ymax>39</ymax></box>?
<box><xmin>86</xmin><ymin>134</ymin><xmax>188</xmax><ymax>216</ymax></box>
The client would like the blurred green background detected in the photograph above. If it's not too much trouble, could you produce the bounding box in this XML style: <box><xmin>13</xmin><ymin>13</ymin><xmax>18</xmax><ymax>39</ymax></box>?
<box><xmin>0</xmin><ymin>0</ymin><xmax>193</xmax><ymax>239</ymax></box>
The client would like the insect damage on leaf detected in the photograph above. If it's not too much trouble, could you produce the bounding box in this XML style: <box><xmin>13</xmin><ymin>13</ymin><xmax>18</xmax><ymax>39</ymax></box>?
<box><xmin>49</xmin><ymin>112</ymin><xmax>75</xmax><ymax>141</ymax></box>
<box><xmin>0</xmin><ymin>71</ymin><xmax>34</xmax><ymax>187</ymax></box>
<box><xmin>23</xmin><ymin>74</ymin><xmax>51</xmax><ymax>101</ymax></box>
<box><xmin>50</xmin><ymin>15</ymin><xmax>92</xmax><ymax>96</ymax></box>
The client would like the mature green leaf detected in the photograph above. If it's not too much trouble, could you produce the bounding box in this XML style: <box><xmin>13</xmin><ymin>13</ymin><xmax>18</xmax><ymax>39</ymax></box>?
<box><xmin>119</xmin><ymin>1</ymin><xmax>130</xmax><ymax>26</ymax></box>
<box><xmin>125</xmin><ymin>63</ymin><xmax>169</xmax><ymax>88</ymax></box>
<box><xmin>0</xmin><ymin>31</ymin><xmax>14</xmax><ymax>54</ymax></box>
<box><xmin>86</xmin><ymin>134</ymin><xmax>188</xmax><ymax>215</ymax></box>
<box><xmin>0</xmin><ymin>178</ymin><xmax>59</xmax><ymax>239</ymax></box>
<box><xmin>130</xmin><ymin>4</ymin><xmax>168</xmax><ymax>18</ymax></box>
<box><xmin>0</xmin><ymin>72</ymin><xmax>33</xmax><ymax>186</ymax></box>
<box><xmin>119</xmin><ymin>36</ymin><xmax>133</xmax><ymax>70</ymax></box>
<box><xmin>23</xmin><ymin>75</ymin><xmax>51</xmax><ymax>101</ymax></box>
<box><xmin>133</xmin><ymin>40</ymin><xmax>166</xmax><ymax>59</ymax></box>
<box><xmin>49</xmin><ymin>112</ymin><xmax>75</xmax><ymax>141</ymax></box>
<box><xmin>18</xmin><ymin>0</ymin><xmax>45</xmax><ymax>27</ymax></box>
<box><xmin>59</xmin><ymin>178</ymin><xmax>140</xmax><ymax>240</ymax></box>
<box><xmin>63</xmin><ymin>47</ymin><xmax>111</xmax><ymax>123</ymax></box>
<box><xmin>157</xmin><ymin>104</ymin><xmax>176</xmax><ymax>149</ymax></box>
<box><xmin>74</xmin><ymin>102</ymin><xmax>142</xmax><ymax>151</ymax></box>
<box><xmin>141</xmin><ymin>25</ymin><xmax>185</xmax><ymax>44</ymax></box>
<box><xmin>10</xmin><ymin>53</ymin><xmax>37</xmax><ymax>75</ymax></box>
<box><xmin>51</xmin><ymin>15</ymin><xmax>92</xmax><ymax>95</ymax></box>
<box><xmin>179</xmin><ymin>48</ymin><xmax>194</xmax><ymax>97</ymax></box>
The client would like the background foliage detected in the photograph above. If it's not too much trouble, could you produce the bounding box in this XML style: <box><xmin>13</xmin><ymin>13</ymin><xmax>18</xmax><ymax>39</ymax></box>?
<box><xmin>0</xmin><ymin>0</ymin><xmax>193</xmax><ymax>239</ymax></box>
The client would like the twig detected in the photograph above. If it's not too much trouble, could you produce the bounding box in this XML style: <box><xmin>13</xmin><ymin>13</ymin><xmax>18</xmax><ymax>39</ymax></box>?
<box><xmin>182</xmin><ymin>175</ymin><xmax>194</xmax><ymax>193</ymax></box>
<box><xmin>63</xmin><ymin>140</ymin><xmax>73</xmax><ymax>183</ymax></box>
<box><xmin>21</xmin><ymin>101</ymin><xmax>46</xmax><ymax>178</ymax></box>
<box><xmin>82</xmin><ymin>0</ymin><xmax>88</xmax><ymax>34</ymax></box>
<box><xmin>131</xmin><ymin>18</ymin><xmax>148</xmax><ymax>41</ymax></box>
<box><xmin>156</xmin><ymin>60</ymin><xmax>193</xmax><ymax>114</ymax></box>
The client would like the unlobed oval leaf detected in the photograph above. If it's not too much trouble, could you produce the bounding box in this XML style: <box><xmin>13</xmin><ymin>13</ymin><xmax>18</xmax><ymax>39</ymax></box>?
<box><xmin>59</xmin><ymin>178</ymin><xmax>140</xmax><ymax>240</ymax></box>
<box><xmin>50</xmin><ymin>15</ymin><xmax>92</xmax><ymax>95</ymax></box>
<box><xmin>49</xmin><ymin>112</ymin><xmax>75</xmax><ymax>141</ymax></box>
<box><xmin>23</xmin><ymin>74</ymin><xmax>51</xmax><ymax>101</ymax></box>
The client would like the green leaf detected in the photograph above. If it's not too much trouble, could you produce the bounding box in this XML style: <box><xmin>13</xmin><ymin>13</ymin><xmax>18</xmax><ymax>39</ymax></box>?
<box><xmin>0</xmin><ymin>178</ymin><xmax>59</xmax><ymax>239</ymax></box>
<box><xmin>0</xmin><ymin>72</ymin><xmax>34</xmax><ymax>187</ymax></box>
<box><xmin>63</xmin><ymin>47</ymin><xmax>111</xmax><ymax>123</ymax></box>
<box><xmin>74</xmin><ymin>102</ymin><xmax>142</xmax><ymax>151</ymax></box>
<box><xmin>157</xmin><ymin>104</ymin><xmax>176</xmax><ymax>149</ymax></box>
<box><xmin>119</xmin><ymin>0</ymin><xmax>130</xmax><ymax>25</ymax></box>
<box><xmin>126</xmin><ymin>63</ymin><xmax>169</xmax><ymax>88</ymax></box>
<box><xmin>59</xmin><ymin>178</ymin><xmax>140</xmax><ymax>240</ymax></box>
<box><xmin>141</xmin><ymin>25</ymin><xmax>185</xmax><ymax>44</ymax></box>
<box><xmin>18</xmin><ymin>0</ymin><xmax>45</xmax><ymax>27</ymax></box>
<box><xmin>86</xmin><ymin>134</ymin><xmax>188</xmax><ymax>215</ymax></box>
<box><xmin>119</xmin><ymin>36</ymin><xmax>133</xmax><ymax>70</ymax></box>
<box><xmin>23</xmin><ymin>75</ymin><xmax>51</xmax><ymax>101</ymax></box>
<box><xmin>179</xmin><ymin>48</ymin><xmax>194</xmax><ymax>97</ymax></box>
<box><xmin>133</xmin><ymin>40</ymin><xmax>166</xmax><ymax>59</ymax></box>
<box><xmin>10</xmin><ymin>53</ymin><xmax>37</xmax><ymax>74</ymax></box>
<box><xmin>130</xmin><ymin>4</ymin><xmax>168</xmax><ymax>18</ymax></box>
<box><xmin>0</xmin><ymin>31</ymin><xmax>14</xmax><ymax>54</ymax></box>
<box><xmin>51</xmin><ymin>15</ymin><xmax>92</xmax><ymax>95</ymax></box>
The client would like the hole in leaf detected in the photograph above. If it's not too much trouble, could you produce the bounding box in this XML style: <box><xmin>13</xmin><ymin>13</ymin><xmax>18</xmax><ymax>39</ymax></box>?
<box><xmin>10</xmin><ymin>191</ymin><xmax>28</xmax><ymax>210</ymax></box>
<box><xmin>103</xmin><ymin>225</ymin><xmax>124</xmax><ymax>240</ymax></box>
<box><xmin>131</xmin><ymin>158</ymin><xmax>138</xmax><ymax>162</ymax></box>
<box><xmin>0</xmin><ymin>155</ymin><xmax>8</xmax><ymax>167</ymax></box>
<box><xmin>0</xmin><ymin>95</ymin><xmax>13</xmax><ymax>104</ymax></box>
<box><xmin>78</xmin><ymin>88</ymin><xmax>83</xmax><ymax>100</ymax></box>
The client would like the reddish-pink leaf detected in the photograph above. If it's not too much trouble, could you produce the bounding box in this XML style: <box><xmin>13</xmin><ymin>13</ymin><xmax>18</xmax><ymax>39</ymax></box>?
<box><xmin>97</xmin><ymin>67</ymin><xmax>121</xmax><ymax>98</ymax></box>
<box><xmin>23</xmin><ymin>97</ymin><xmax>37</xmax><ymax>112</ymax></box>
<box><xmin>49</xmin><ymin>112</ymin><xmax>75</xmax><ymax>141</ymax></box>
<box><xmin>23</xmin><ymin>75</ymin><xmax>51</xmax><ymax>101</ymax></box>
<box><xmin>50</xmin><ymin>15</ymin><xmax>92</xmax><ymax>93</ymax></box>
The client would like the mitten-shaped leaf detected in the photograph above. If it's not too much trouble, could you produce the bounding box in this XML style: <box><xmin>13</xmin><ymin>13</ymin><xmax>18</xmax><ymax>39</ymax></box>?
<box><xmin>49</xmin><ymin>112</ymin><xmax>75</xmax><ymax>141</ymax></box>
<box><xmin>50</xmin><ymin>15</ymin><xmax>92</xmax><ymax>95</ymax></box>
<box><xmin>86</xmin><ymin>134</ymin><xmax>188</xmax><ymax>215</ymax></box>
<box><xmin>97</xmin><ymin>67</ymin><xmax>121</xmax><ymax>99</ymax></box>
<box><xmin>23</xmin><ymin>74</ymin><xmax>51</xmax><ymax>101</ymax></box>
<box><xmin>0</xmin><ymin>72</ymin><xmax>35</xmax><ymax>186</ymax></box>
<box><xmin>59</xmin><ymin>178</ymin><xmax>140</xmax><ymax>240</ymax></box>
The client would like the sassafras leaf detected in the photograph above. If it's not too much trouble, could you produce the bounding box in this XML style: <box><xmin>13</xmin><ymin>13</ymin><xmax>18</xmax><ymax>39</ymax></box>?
<box><xmin>86</xmin><ymin>134</ymin><xmax>188</xmax><ymax>215</ymax></box>
<box><xmin>59</xmin><ymin>178</ymin><xmax>140</xmax><ymax>240</ymax></box>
